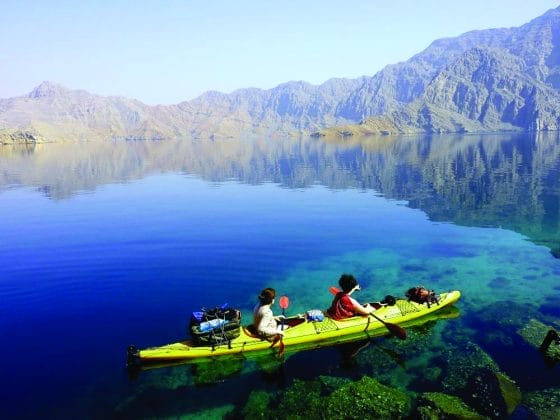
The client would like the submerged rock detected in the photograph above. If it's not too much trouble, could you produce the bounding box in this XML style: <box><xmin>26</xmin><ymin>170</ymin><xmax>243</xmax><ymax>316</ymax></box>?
<box><xmin>416</xmin><ymin>392</ymin><xmax>485</xmax><ymax>419</ymax></box>
<box><xmin>460</xmin><ymin>368</ymin><xmax>521</xmax><ymax>418</ymax></box>
<box><xmin>242</xmin><ymin>390</ymin><xmax>274</xmax><ymax>420</ymax></box>
<box><xmin>317</xmin><ymin>375</ymin><xmax>352</xmax><ymax>393</ymax></box>
<box><xmin>243</xmin><ymin>374</ymin><xmax>413</xmax><ymax>419</ymax></box>
<box><xmin>523</xmin><ymin>388</ymin><xmax>560</xmax><ymax>420</ymax></box>
<box><xmin>469</xmin><ymin>301</ymin><xmax>539</xmax><ymax>331</ymax></box>
<box><xmin>495</xmin><ymin>372</ymin><xmax>523</xmax><ymax>415</ymax></box>
<box><xmin>186</xmin><ymin>404</ymin><xmax>235</xmax><ymax>419</ymax></box>
<box><xmin>276</xmin><ymin>378</ymin><xmax>323</xmax><ymax>419</ymax></box>
<box><xmin>518</xmin><ymin>319</ymin><xmax>560</xmax><ymax>363</ymax></box>
<box><xmin>325</xmin><ymin>376</ymin><xmax>412</xmax><ymax>418</ymax></box>
<box><xmin>191</xmin><ymin>358</ymin><xmax>244</xmax><ymax>385</ymax></box>
<box><xmin>509</xmin><ymin>404</ymin><xmax>540</xmax><ymax>419</ymax></box>
<box><xmin>440</xmin><ymin>341</ymin><xmax>499</xmax><ymax>393</ymax></box>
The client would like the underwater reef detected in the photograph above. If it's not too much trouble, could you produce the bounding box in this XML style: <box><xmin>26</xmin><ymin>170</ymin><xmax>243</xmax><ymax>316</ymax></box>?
<box><xmin>114</xmin><ymin>303</ymin><xmax>559</xmax><ymax>419</ymax></box>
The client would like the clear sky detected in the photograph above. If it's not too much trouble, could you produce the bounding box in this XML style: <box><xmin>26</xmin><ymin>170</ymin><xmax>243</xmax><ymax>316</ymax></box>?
<box><xmin>1</xmin><ymin>0</ymin><xmax>558</xmax><ymax>105</ymax></box>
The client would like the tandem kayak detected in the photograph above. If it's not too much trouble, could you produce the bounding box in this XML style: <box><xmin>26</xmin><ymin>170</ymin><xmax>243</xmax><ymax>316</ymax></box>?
<box><xmin>127</xmin><ymin>290</ymin><xmax>461</xmax><ymax>368</ymax></box>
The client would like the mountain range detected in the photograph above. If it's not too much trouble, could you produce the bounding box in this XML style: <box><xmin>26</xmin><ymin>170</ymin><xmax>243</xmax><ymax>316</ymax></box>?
<box><xmin>1</xmin><ymin>6</ymin><xmax>559</xmax><ymax>143</ymax></box>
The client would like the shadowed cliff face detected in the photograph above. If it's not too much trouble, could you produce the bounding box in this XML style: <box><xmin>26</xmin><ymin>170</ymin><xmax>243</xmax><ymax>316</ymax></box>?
<box><xmin>1</xmin><ymin>132</ymin><xmax>559</xmax><ymax>256</ymax></box>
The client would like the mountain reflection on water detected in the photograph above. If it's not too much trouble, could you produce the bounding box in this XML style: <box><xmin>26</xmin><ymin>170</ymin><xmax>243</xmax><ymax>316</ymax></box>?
<box><xmin>1</xmin><ymin>132</ymin><xmax>559</xmax><ymax>257</ymax></box>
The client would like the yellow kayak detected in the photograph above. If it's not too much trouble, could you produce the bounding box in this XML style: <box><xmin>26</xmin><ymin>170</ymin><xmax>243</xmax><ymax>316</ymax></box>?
<box><xmin>128</xmin><ymin>290</ymin><xmax>460</xmax><ymax>367</ymax></box>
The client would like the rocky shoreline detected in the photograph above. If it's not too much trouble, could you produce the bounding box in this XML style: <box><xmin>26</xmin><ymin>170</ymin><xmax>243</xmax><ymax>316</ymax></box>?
<box><xmin>0</xmin><ymin>129</ymin><xmax>45</xmax><ymax>145</ymax></box>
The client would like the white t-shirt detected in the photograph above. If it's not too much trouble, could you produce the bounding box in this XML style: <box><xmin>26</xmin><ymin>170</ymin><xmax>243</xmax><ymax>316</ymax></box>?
<box><xmin>253</xmin><ymin>304</ymin><xmax>284</xmax><ymax>336</ymax></box>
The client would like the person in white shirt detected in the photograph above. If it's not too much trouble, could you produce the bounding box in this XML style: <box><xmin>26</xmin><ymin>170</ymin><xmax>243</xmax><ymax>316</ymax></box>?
<box><xmin>253</xmin><ymin>287</ymin><xmax>286</xmax><ymax>337</ymax></box>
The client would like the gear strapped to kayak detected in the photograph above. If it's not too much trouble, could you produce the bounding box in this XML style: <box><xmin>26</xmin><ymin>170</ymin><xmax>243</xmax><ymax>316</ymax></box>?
<box><xmin>405</xmin><ymin>286</ymin><xmax>440</xmax><ymax>308</ymax></box>
<box><xmin>127</xmin><ymin>290</ymin><xmax>461</xmax><ymax>369</ymax></box>
<box><xmin>189</xmin><ymin>304</ymin><xmax>241</xmax><ymax>348</ymax></box>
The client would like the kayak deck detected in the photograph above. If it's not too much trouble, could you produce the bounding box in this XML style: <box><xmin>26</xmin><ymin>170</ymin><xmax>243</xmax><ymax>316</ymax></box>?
<box><xmin>130</xmin><ymin>290</ymin><xmax>461</xmax><ymax>366</ymax></box>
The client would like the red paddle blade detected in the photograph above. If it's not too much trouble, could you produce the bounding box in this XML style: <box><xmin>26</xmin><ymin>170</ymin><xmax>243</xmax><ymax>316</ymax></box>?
<box><xmin>279</xmin><ymin>295</ymin><xmax>289</xmax><ymax>309</ymax></box>
<box><xmin>278</xmin><ymin>339</ymin><xmax>285</xmax><ymax>358</ymax></box>
<box><xmin>329</xmin><ymin>286</ymin><xmax>340</xmax><ymax>295</ymax></box>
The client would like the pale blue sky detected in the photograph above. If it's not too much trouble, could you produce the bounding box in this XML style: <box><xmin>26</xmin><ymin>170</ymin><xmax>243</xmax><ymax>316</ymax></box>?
<box><xmin>1</xmin><ymin>0</ymin><xmax>558</xmax><ymax>104</ymax></box>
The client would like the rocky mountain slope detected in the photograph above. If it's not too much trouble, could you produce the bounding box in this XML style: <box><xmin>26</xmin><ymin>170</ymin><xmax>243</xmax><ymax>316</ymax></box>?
<box><xmin>1</xmin><ymin>6</ymin><xmax>559</xmax><ymax>142</ymax></box>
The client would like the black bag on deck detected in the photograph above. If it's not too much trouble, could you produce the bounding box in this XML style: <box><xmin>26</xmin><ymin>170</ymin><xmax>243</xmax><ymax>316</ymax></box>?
<box><xmin>189</xmin><ymin>304</ymin><xmax>241</xmax><ymax>347</ymax></box>
<box><xmin>405</xmin><ymin>286</ymin><xmax>439</xmax><ymax>308</ymax></box>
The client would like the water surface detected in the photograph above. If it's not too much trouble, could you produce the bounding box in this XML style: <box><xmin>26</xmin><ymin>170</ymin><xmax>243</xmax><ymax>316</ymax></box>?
<box><xmin>1</xmin><ymin>133</ymin><xmax>559</xmax><ymax>418</ymax></box>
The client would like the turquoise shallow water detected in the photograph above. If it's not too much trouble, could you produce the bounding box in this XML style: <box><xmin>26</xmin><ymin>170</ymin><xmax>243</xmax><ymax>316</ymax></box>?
<box><xmin>0</xmin><ymin>133</ymin><xmax>559</xmax><ymax>418</ymax></box>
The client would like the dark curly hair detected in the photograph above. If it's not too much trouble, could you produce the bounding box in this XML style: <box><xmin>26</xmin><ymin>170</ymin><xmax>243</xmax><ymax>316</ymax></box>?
<box><xmin>258</xmin><ymin>287</ymin><xmax>276</xmax><ymax>305</ymax></box>
<box><xmin>339</xmin><ymin>274</ymin><xmax>358</xmax><ymax>293</ymax></box>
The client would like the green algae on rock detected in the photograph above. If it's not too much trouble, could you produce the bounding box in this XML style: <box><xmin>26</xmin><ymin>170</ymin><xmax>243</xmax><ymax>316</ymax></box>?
<box><xmin>191</xmin><ymin>358</ymin><xmax>244</xmax><ymax>385</ymax></box>
<box><xmin>460</xmin><ymin>368</ymin><xmax>521</xmax><ymax>418</ymax></box>
<box><xmin>325</xmin><ymin>376</ymin><xmax>412</xmax><ymax>419</ymax></box>
<box><xmin>440</xmin><ymin>342</ymin><xmax>499</xmax><ymax>393</ymax></box>
<box><xmin>242</xmin><ymin>390</ymin><xmax>274</xmax><ymax>420</ymax></box>
<box><xmin>276</xmin><ymin>378</ymin><xmax>323</xmax><ymax>419</ymax></box>
<box><xmin>495</xmin><ymin>372</ymin><xmax>522</xmax><ymax>415</ymax></box>
<box><xmin>417</xmin><ymin>392</ymin><xmax>485</xmax><ymax>419</ymax></box>
<box><xmin>317</xmin><ymin>375</ymin><xmax>353</xmax><ymax>394</ymax></box>
<box><xmin>518</xmin><ymin>319</ymin><xmax>560</xmax><ymax>363</ymax></box>
<box><xmin>523</xmin><ymin>388</ymin><xmax>560</xmax><ymax>420</ymax></box>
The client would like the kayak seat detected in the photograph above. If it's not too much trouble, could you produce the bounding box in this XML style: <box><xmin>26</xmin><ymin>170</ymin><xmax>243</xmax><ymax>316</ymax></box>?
<box><xmin>243</xmin><ymin>318</ymin><xmax>305</xmax><ymax>341</ymax></box>
<box><xmin>242</xmin><ymin>326</ymin><xmax>281</xmax><ymax>345</ymax></box>
<box><xmin>243</xmin><ymin>324</ymin><xmax>262</xmax><ymax>339</ymax></box>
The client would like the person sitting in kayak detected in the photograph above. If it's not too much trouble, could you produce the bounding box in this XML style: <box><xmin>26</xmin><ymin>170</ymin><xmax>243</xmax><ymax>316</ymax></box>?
<box><xmin>327</xmin><ymin>274</ymin><xmax>375</xmax><ymax>320</ymax></box>
<box><xmin>253</xmin><ymin>287</ymin><xmax>287</xmax><ymax>337</ymax></box>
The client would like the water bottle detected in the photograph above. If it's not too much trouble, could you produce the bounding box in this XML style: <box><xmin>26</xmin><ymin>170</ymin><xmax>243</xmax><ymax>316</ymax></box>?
<box><xmin>199</xmin><ymin>318</ymin><xmax>226</xmax><ymax>332</ymax></box>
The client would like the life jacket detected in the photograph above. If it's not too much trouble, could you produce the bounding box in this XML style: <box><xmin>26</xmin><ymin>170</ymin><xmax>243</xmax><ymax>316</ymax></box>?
<box><xmin>327</xmin><ymin>292</ymin><xmax>355</xmax><ymax>320</ymax></box>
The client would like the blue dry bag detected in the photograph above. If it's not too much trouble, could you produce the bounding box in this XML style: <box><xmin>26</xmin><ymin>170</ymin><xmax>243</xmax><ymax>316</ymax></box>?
<box><xmin>306</xmin><ymin>309</ymin><xmax>324</xmax><ymax>322</ymax></box>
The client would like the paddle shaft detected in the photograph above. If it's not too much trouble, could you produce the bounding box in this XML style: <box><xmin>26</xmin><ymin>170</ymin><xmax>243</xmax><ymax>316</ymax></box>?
<box><xmin>279</xmin><ymin>295</ymin><xmax>289</xmax><ymax>331</ymax></box>
<box><xmin>370</xmin><ymin>312</ymin><xmax>389</xmax><ymax>326</ymax></box>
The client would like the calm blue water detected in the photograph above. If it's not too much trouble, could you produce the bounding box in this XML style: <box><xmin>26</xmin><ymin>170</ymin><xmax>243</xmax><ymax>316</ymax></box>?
<box><xmin>1</xmin><ymin>133</ymin><xmax>559</xmax><ymax>418</ymax></box>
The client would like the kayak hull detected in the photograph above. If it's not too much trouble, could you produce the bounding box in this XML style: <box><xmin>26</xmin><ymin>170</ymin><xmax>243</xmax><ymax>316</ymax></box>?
<box><xmin>131</xmin><ymin>290</ymin><xmax>460</xmax><ymax>366</ymax></box>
